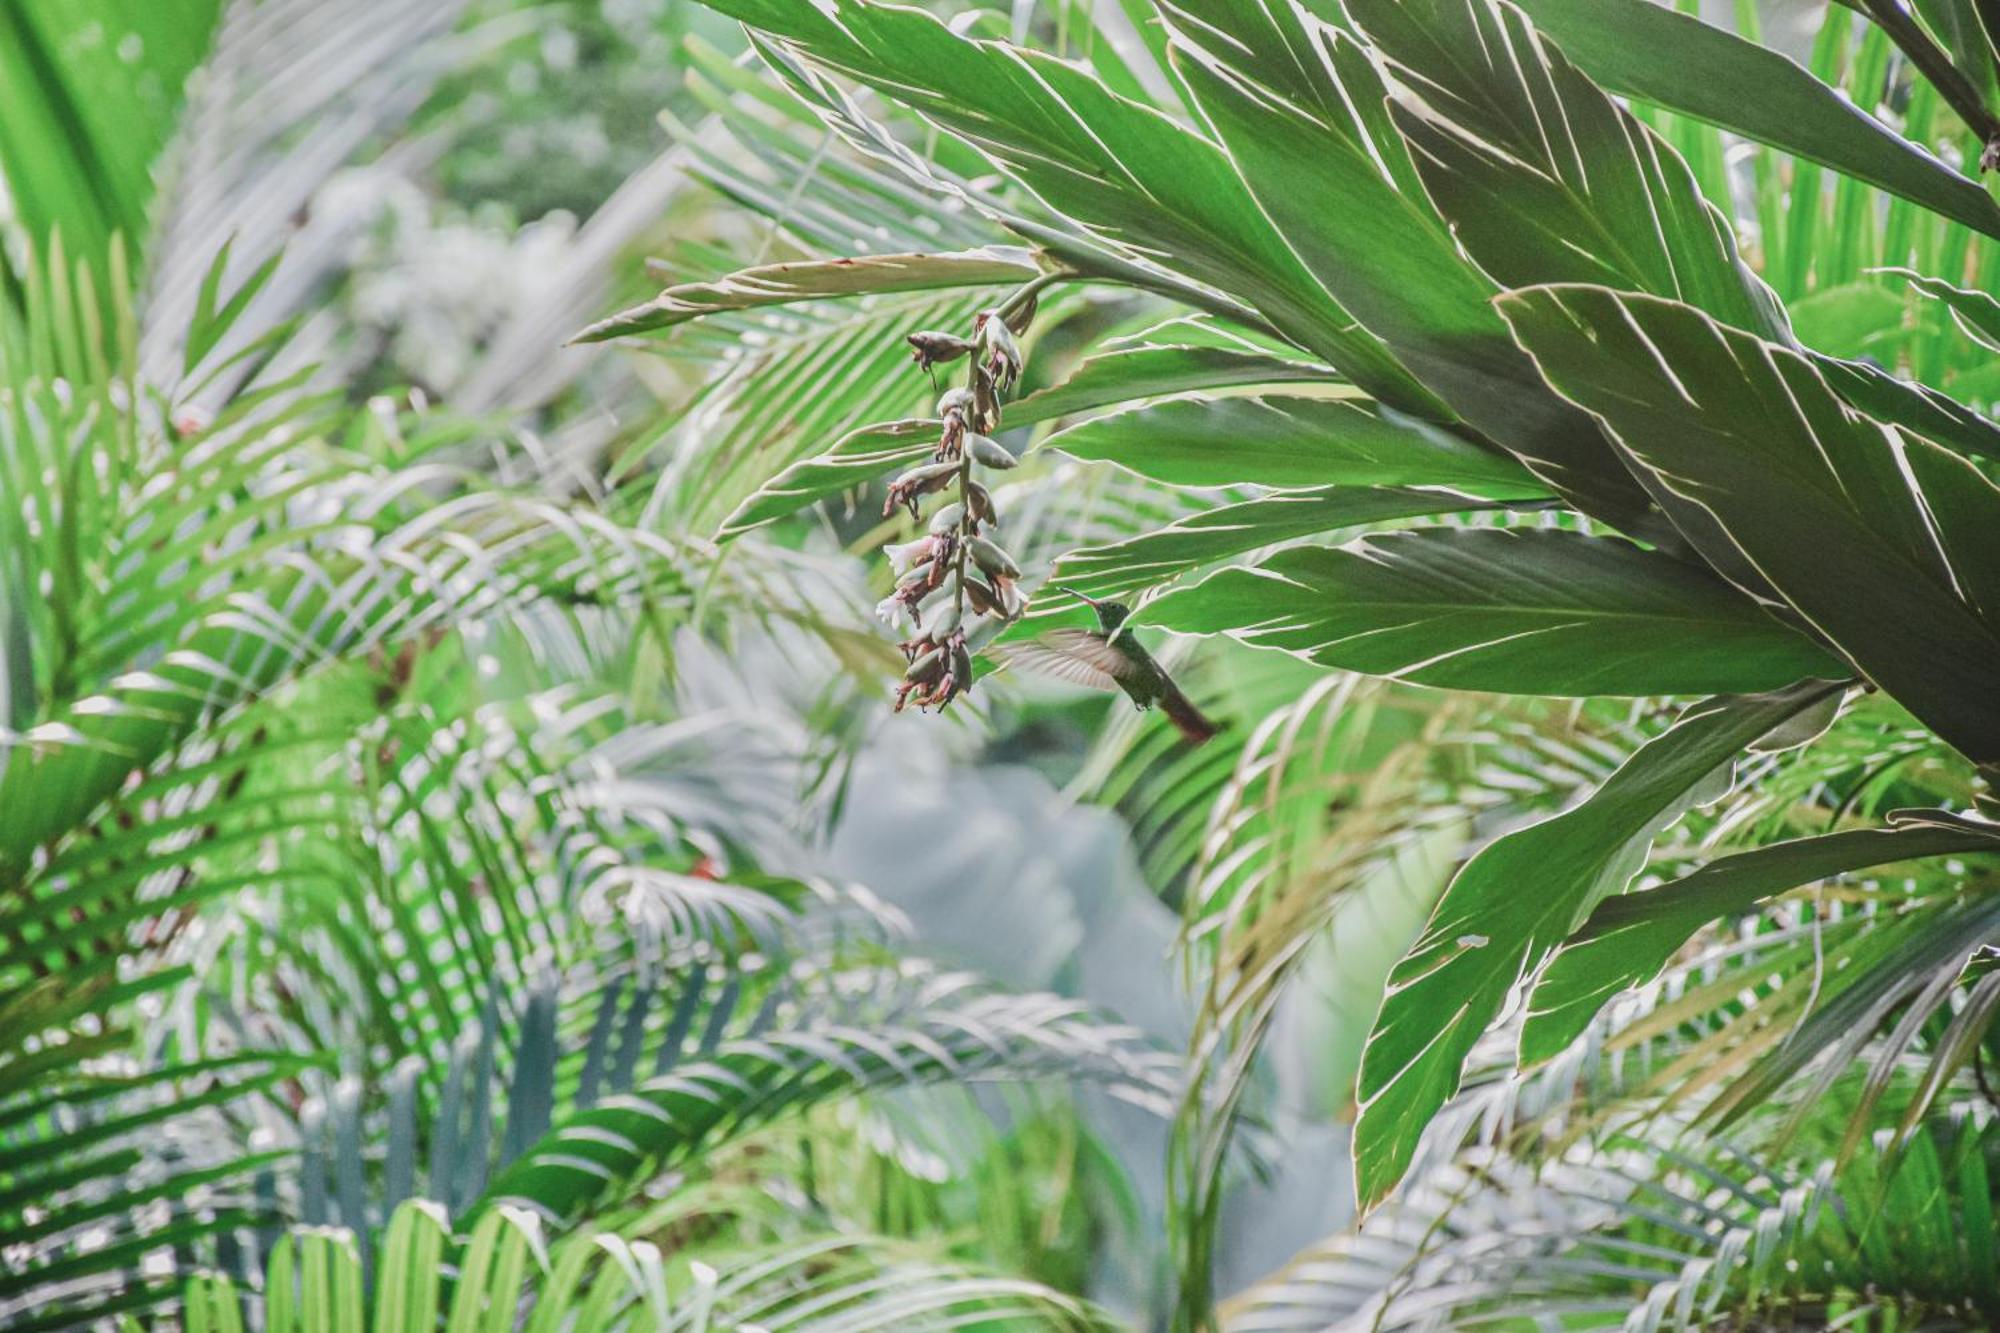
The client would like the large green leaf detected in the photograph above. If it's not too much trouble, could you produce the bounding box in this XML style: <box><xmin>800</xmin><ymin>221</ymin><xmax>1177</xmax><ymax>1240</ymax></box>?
<box><xmin>1353</xmin><ymin>683</ymin><xmax>1835</xmax><ymax>1208</ymax></box>
<box><xmin>1158</xmin><ymin>0</ymin><xmax>1666</xmax><ymax>540</ymax></box>
<box><xmin>1522</xmin><ymin>820</ymin><xmax>2000</xmax><ymax>1063</ymax></box>
<box><xmin>1341</xmin><ymin>0</ymin><xmax>1812</xmax><ymax>605</ymax></box>
<box><xmin>1511</xmin><ymin>0</ymin><xmax>2000</xmax><ymax>242</ymax></box>
<box><xmin>1500</xmin><ymin>284</ymin><xmax>2000</xmax><ymax>763</ymax></box>
<box><xmin>1139</xmin><ymin>527</ymin><xmax>1843</xmax><ymax>696</ymax></box>
<box><xmin>1042</xmin><ymin>485</ymin><xmax>1545</xmax><ymax>601</ymax></box>
<box><xmin>1005</xmin><ymin>339</ymin><xmax>1336</xmax><ymax>424</ymax></box>
<box><xmin>1044</xmin><ymin>395</ymin><xmax>1539</xmax><ymax>490</ymax></box>
<box><xmin>697</xmin><ymin>0</ymin><xmax>1444</xmax><ymax>414</ymax></box>
<box><xmin>0</xmin><ymin>0</ymin><xmax>221</xmax><ymax>273</ymax></box>
<box><xmin>1348</xmin><ymin>0</ymin><xmax>1781</xmax><ymax>337</ymax></box>
<box><xmin>572</xmin><ymin>246</ymin><xmax>1043</xmax><ymax>342</ymax></box>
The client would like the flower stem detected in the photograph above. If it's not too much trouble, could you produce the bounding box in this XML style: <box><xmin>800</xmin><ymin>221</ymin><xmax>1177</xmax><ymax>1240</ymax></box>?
<box><xmin>996</xmin><ymin>271</ymin><xmax>1068</xmax><ymax>325</ymax></box>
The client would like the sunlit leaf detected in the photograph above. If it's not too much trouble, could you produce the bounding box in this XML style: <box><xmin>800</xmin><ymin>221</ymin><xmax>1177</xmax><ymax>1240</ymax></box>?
<box><xmin>572</xmin><ymin>246</ymin><xmax>1043</xmax><ymax>342</ymax></box>
<box><xmin>1044</xmin><ymin>395</ymin><xmax>1536</xmax><ymax>491</ymax></box>
<box><xmin>1140</xmin><ymin>528</ymin><xmax>1843</xmax><ymax>696</ymax></box>
<box><xmin>1353</xmin><ymin>683</ymin><xmax>1837</xmax><ymax>1208</ymax></box>
<box><xmin>1524</xmin><ymin>819</ymin><xmax>2000</xmax><ymax>1062</ymax></box>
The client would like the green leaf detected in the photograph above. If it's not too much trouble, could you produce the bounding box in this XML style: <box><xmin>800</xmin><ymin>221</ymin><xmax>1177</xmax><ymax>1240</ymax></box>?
<box><xmin>0</xmin><ymin>0</ymin><xmax>222</xmax><ymax>274</ymax></box>
<box><xmin>1160</xmin><ymin>0</ymin><xmax>1666</xmax><ymax>538</ymax></box>
<box><xmin>1043</xmin><ymin>485</ymin><xmax>1546</xmax><ymax>601</ymax></box>
<box><xmin>1353</xmin><ymin>683</ymin><xmax>1835</xmax><ymax>1208</ymax></box>
<box><xmin>1523</xmin><ymin>820</ymin><xmax>2000</xmax><ymax>1063</ymax></box>
<box><xmin>1788</xmin><ymin>282</ymin><xmax>1911</xmax><ymax>361</ymax></box>
<box><xmin>1138</xmin><ymin>527</ymin><xmax>1844</xmax><ymax>696</ymax></box>
<box><xmin>1892</xmin><ymin>265</ymin><xmax>2000</xmax><ymax>352</ymax></box>
<box><xmin>718</xmin><ymin>334</ymin><xmax>1346</xmax><ymax>538</ymax></box>
<box><xmin>183</xmin><ymin>242</ymin><xmax>282</xmax><ymax>378</ymax></box>
<box><xmin>699</xmin><ymin>0</ymin><xmax>1445</xmax><ymax>414</ymax></box>
<box><xmin>716</xmin><ymin>419</ymin><xmax>936</xmax><ymax>537</ymax></box>
<box><xmin>475</xmin><ymin>973</ymin><xmax>1172</xmax><ymax>1225</ymax></box>
<box><xmin>1006</xmin><ymin>338</ymin><xmax>1337</xmax><ymax>424</ymax></box>
<box><xmin>1044</xmin><ymin>395</ymin><xmax>1539</xmax><ymax>490</ymax></box>
<box><xmin>1810</xmin><ymin>350</ymin><xmax>2000</xmax><ymax>464</ymax></box>
<box><xmin>1348</xmin><ymin>0</ymin><xmax>1782</xmax><ymax>337</ymax></box>
<box><xmin>1511</xmin><ymin>0</ymin><xmax>2000</xmax><ymax>242</ymax></box>
<box><xmin>571</xmin><ymin>246</ymin><xmax>1043</xmax><ymax>342</ymax></box>
<box><xmin>1500</xmin><ymin>284</ymin><xmax>2000</xmax><ymax>763</ymax></box>
<box><xmin>1341</xmin><ymin>0</ymin><xmax>1821</xmax><ymax>605</ymax></box>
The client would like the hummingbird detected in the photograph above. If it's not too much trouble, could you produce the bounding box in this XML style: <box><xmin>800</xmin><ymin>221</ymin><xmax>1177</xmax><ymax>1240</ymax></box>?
<box><xmin>996</xmin><ymin>586</ymin><xmax>1220</xmax><ymax>744</ymax></box>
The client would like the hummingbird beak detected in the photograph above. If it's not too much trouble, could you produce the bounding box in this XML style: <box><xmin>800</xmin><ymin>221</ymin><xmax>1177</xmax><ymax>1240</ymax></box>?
<box><xmin>1052</xmin><ymin>584</ymin><xmax>1103</xmax><ymax>610</ymax></box>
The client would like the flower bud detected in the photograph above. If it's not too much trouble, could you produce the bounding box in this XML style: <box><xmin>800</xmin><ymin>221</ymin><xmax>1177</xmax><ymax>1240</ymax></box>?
<box><xmin>936</xmin><ymin>387</ymin><xmax>976</xmax><ymax>458</ymax></box>
<box><xmin>893</xmin><ymin>459</ymin><xmax>958</xmax><ymax>489</ymax></box>
<box><xmin>904</xmin><ymin>647</ymin><xmax>945</xmax><ymax>682</ymax></box>
<box><xmin>972</xmin><ymin>371</ymin><xmax>1002</xmax><ymax>435</ymax></box>
<box><xmin>964</xmin><ymin>434</ymin><xmax>1017</xmax><ymax>470</ymax></box>
<box><xmin>907</xmin><ymin>330</ymin><xmax>974</xmax><ymax>370</ymax></box>
<box><xmin>928</xmin><ymin>502</ymin><xmax>966</xmax><ymax>535</ymax></box>
<box><xmin>968</xmin><ymin>535</ymin><xmax>1020</xmax><ymax>581</ymax></box>
<box><xmin>885</xmin><ymin>460</ymin><xmax>959</xmax><ymax>519</ymax></box>
<box><xmin>964</xmin><ymin>578</ymin><xmax>1005</xmax><ymax>617</ymax></box>
<box><xmin>975</xmin><ymin>312</ymin><xmax>1024</xmax><ymax>393</ymax></box>
<box><xmin>923</xmin><ymin>597</ymin><xmax>962</xmax><ymax>639</ymax></box>
<box><xmin>965</xmin><ymin>480</ymin><xmax>998</xmax><ymax>527</ymax></box>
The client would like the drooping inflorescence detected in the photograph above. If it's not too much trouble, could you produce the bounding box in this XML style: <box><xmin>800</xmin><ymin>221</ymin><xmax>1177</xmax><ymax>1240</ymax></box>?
<box><xmin>878</xmin><ymin>300</ymin><xmax>1035</xmax><ymax>713</ymax></box>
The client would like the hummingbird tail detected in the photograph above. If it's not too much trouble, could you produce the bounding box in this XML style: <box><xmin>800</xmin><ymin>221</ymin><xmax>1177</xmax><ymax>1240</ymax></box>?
<box><xmin>1159</xmin><ymin>681</ymin><xmax>1221</xmax><ymax>746</ymax></box>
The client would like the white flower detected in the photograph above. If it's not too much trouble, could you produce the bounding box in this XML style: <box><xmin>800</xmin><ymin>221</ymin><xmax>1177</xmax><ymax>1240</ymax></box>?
<box><xmin>884</xmin><ymin>535</ymin><xmax>937</xmax><ymax>575</ymax></box>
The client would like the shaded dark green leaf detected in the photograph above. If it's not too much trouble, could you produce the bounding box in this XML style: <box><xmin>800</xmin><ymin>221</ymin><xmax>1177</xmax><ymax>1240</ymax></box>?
<box><xmin>1350</xmin><ymin>0</ymin><xmax>1781</xmax><ymax>336</ymax></box>
<box><xmin>1161</xmin><ymin>0</ymin><xmax>1667</xmax><ymax>538</ymax></box>
<box><xmin>1007</xmin><ymin>339</ymin><xmax>1336</xmax><ymax>424</ymax></box>
<box><xmin>1043</xmin><ymin>485</ymin><xmax>1545</xmax><ymax>602</ymax></box>
<box><xmin>1501</xmin><ymin>284</ymin><xmax>2000</xmax><ymax>763</ymax></box>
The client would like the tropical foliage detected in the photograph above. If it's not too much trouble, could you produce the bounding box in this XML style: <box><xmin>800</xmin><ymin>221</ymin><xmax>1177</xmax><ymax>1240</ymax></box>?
<box><xmin>10</xmin><ymin>0</ymin><xmax>2000</xmax><ymax>1329</ymax></box>
<box><xmin>0</xmin><ymin>3</ymin><xmax>1176</xmax><ymax>1329</ymax></box>
<box><xmin>573</xmin><ymin>0</ymin><xmax>2000</xmax><ymax>1327</ymax></box>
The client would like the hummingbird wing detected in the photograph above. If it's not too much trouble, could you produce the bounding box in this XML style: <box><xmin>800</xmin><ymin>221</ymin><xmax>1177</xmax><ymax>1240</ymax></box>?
<box><xmin>991</xmin><ymin>629</ymin><xmax>1133</xmax><ymax>692</ymax></box>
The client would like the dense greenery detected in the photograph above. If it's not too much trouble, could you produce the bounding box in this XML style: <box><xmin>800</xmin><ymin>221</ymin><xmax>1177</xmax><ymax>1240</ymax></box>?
<box><xmin>6</xmin><ymin>0</ymin><xmax>2000</xmax><ymax>1329</ymax></box>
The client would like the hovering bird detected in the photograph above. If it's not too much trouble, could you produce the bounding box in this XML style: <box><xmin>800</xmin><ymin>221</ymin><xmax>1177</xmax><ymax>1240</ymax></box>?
<box><xmin>997</xmin><ymin>586</ymin><xmax>1219</xmax><ymax>744</ymax></box>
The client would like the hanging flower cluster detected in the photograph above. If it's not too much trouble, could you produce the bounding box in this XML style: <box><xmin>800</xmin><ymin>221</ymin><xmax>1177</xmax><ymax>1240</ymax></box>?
<box><xmin>877</xmin><ymin>302</ymin><xmax>1035</xmax><ymax>713</ymax></box>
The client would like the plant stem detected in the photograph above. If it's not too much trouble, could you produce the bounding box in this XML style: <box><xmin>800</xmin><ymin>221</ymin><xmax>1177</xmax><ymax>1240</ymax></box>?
<box><xmin>1861</xmin><ymin>0</ymin><xmax>2000</xmax><ymax>166</ymax></box>
<box><xmin>953</xmin><ymin>454</ymin><xmax>973</xmax><ymax>625</ymax></box>
<box><xmin>996</xmin><ymin>271</ymin><xmax>1067</xmax><ymax>325</ymax></box>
